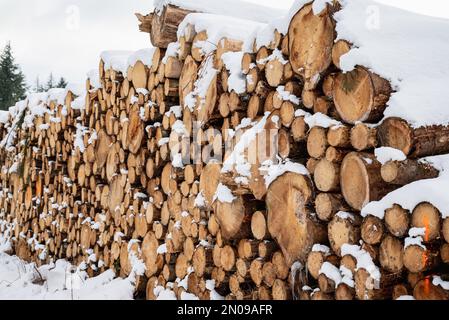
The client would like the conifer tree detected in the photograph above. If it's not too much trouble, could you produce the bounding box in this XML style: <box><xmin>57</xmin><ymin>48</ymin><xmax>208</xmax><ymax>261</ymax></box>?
<box><xmin>0</xmin><ymin>42</ymin><xmax>27</xmax><ymax>110</ymax></box>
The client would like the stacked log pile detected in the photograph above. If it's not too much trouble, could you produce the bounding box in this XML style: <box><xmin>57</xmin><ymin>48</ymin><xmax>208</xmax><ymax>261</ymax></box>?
<box><xmin>0</xmin><ymin>0</ymin><xmax>448</xmax><ymax>300</ymax></box>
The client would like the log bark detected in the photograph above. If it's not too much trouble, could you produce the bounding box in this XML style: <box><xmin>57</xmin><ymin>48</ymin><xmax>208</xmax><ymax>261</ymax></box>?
<box><xmin>378</xmin><ymin>117</ymin><xmax>449</xmax><ymax>158</ymax></box>
<box><xmin>381</xmin><ymin>159</ymin><xmax>439</xmax><ymax>185</ymax></box>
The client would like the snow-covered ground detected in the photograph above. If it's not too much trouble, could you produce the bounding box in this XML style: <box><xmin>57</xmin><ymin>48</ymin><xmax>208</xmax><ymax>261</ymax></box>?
<box><xmin>0</xmin><ymin>232</ymin><xmax>135</xmax><ymax>300</ymax></box>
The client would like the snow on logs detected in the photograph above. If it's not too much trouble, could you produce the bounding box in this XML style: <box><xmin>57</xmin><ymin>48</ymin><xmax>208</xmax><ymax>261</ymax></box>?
<box><xmin>2</xmin><ymin>0</ymin><xmax>449</xmax><ymax>301</ymax></box>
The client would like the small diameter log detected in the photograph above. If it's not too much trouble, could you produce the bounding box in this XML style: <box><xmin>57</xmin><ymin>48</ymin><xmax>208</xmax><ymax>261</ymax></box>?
<box><xmin>306</xmin><ymin>249</ymin><xmax>333</xmax><ymax>280</ymax></box>
<box><xmin>350</xmin><ymin>123</ymin><xmax>378</xmax><ymax>151</ymax></box>
<box><xmin>307</xmin><ymin>127</ymin><xmax>328</xmax><ymax>159</ymax></box>
<box><xmin>385</xmin><ymin>205</ymin><xmax>410</xmax><ymax>238</ymax></box>
<box><xmin>327</xmin><ymin>125</ymin><xmax>351</xmax><ymax>148</ymax></box>
<box><xmin>361</xmin><ymin>215</ymin><xmax>384</xmax><ymax>245</ymax></box>
<box><xmin>381</xmin><ymin>159</ymin><xmax>439</xmax><ymax>185</ymax></box>
<box><xmin>443</xmin><ymin>218</ymin><xmax>449</xmax><ymax>243</ymax></box>
<box><xmin>440</xmin><ymin>243</ymin><xmax>449</xmax><ymax>264</ymax></box>
<box><xmin>341</xmin><ymin>152</ymin><xmax>396</xmax><ymax>211</ymax></box>
<box><xmin>411</xmin><ymin>202</ymin><xmax>441</xmax><ymax>242</ymax></box>
<box><xmin>328</xmin><ymin>212</ymin><xmax>361</xmax><ymax>256</ymax></box>
<box><xmin>333</xmin><ymin>67</ymin><xmax>392</xmax><ymax>124</ymax></box>
<box><xmin>378</xmin><ymin>117</ymin><xmax>449</xmax><ymax>158</ymax></box>
<box><xmin>314</xmin><ymin>159</ymin><xmax>340</xmax><ymax>192</ymax></box>
<box><xmin>354</xmin><ymin>269</ymin><xmax>401</xmax><ymax>300</ymax></box>
<box><xmin>335</xmin><ymin>283</ymin><xmax>355</xmax><ymax>300</ymax></box>
<box><xmin>332</xmin><ymin>40</ymin><xmax>351</xmax><ymax>70</ymax></box>
<box><xmin>198</xmin><ymin>163</ymin><xmax>221</xmax><ymax>208</ymax></box>
<box><xmin>214</xmin><ymin>196</ymin><xmax>252</xmax><ymax>240</ymax></box>
<box><xmin>325</xmin><ymin>147</ymin><xmax>350</xmax><ymax>163</ymax></box>
<box><xmin>221</xmin><ymin>245</ymin><xmax>236</xmax><ymax>272</ymax></box>
<box><xmin>291</xmin><ymin>116</ymin><xmax>309</xmax><ymax>142</ymax></box>
<box><xmin>379</xmin><ymin>235</ymin><xmax>404</xmax><ymax>273</ymax></box>
<box><xmin>404</xmin><ymin>244</ymin><xmax>440</xmax><ymax>273</ymax></box>
<box><xmin>315</xmin><ymin>193</ymin><xmax>349</xmax><ymax>222</ymax></box>
<box><xmin>392</xmin><ymin>284</ymin><xmax>410</xmax><ymax>300</ymax></box>
<box><xmin>272</xmin><ymin>279</ymin><xmax>292</xmax><ymax>300</ymax></box>
<box><xmin>251</xmin><ymin>211</ymin><xmax>269</xmax><ymax>240</ymax></box>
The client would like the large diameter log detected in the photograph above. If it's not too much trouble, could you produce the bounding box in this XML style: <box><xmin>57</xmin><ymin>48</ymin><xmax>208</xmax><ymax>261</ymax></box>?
<box><xmin>266</xmin><ymin>172</ymin><xmax>326</xmax><ymax>266</ymax></box>
<box><xmin>288</xmin><ymin>3</ymin><xmax>335</xmax><ymax>89</ymax></box>
<box><xmin>150</xmin><ymin>5</ymin><xmax>193</xmax><ymax>48</ymax></box>
<box><xmin>341</xmin><ymin>152</ymin><xmax>396</xmax><ymax>211</ymax></box>
<box><xmin>381</xmin><ymin>159</ymin><xmax>439</xmax><ymax>185</ymax></box>
<box><xmin>378</xmin><ymin>117</ymin><xmax>449</xmax><ymax>158</ymax></box>
<box><xmin>333</xmin><ymin>67</ymin><xmax>391</xmax><ymax>124</ymax></box>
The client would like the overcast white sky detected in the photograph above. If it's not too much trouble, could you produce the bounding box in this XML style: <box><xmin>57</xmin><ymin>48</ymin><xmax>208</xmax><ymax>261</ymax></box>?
<box><xmin>1</xmin><ymin>0</ymin><xmax>448</xmax><ymax>87</ymax></box>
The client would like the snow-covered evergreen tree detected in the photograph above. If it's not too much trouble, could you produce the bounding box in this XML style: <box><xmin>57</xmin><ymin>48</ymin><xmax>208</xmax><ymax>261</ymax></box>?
<box><xmin>56</xmin><ymin>77</ymin><xmax>68</xmax><ymax>88</ymax></box>
<box><xmin>0</xmin><ymin>42</ymin><xmax>27</xmax><ymax>110</ymax></box>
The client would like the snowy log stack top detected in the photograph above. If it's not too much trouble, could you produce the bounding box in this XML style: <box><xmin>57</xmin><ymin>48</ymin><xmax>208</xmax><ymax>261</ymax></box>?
<box><xmin>1</xmin><ymin>0</ymin><xmax>449</xmax><ymax>300</ymax></box>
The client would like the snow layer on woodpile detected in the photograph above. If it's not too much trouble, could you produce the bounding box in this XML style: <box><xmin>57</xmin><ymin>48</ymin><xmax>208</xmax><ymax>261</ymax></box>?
<box><xmin>184</xmin><ymin>55</ymin><xmax>218</xmax><ymax>113</ymax></box>
<box><xmin>261</xmin><ymin>160</ymin><xmax>309</xmax><ymax>188</ymax></box>
<box><xmin>178</xmin><ymin>13</ymin><xmax>265</xmax><ymax>54</ymax></box>
<box><xmin>87</xmin><ymin>69</ymin><xmax>102</xmax><ymax>89</ymax></box>
<box><xmin>100</xmin><ymin>51</ymin><xmax>133</xmax><ymax>76</ymax></box>
<box><xmin>213</xmin><ymin>183</ymin><xmax>236</xmax><ymax>204</ymax></box>
<box><xmin>128</xmin><ymin>48</ymin><xmax>156</xmax><ymax>67</ymax></box>
<box><xmin>221</xmin><ymin>112</ymin><xmax>270</xmax><ymax>177</ymax></box>
<box><xmin>222</xmin><ymin>52</ymin><xmax>246</xmax><ymax>94</ymax></box>
<box><xmin>319</xmin><ymin>262</ymin><xmax>342</xmax><ymax>288</ymax></box>
<box><xmin>375</xmin><ymin>147</ymin><xmax>406</xmax><ymax>165</ymax></box>
<box><xmin>312</xmin><ymin>244</ymin><xmax>330</xmax><ymax>255</ymax></box>
<box><xmin>1</xmin><ymin>87</ymin><xmax>86</xmax><ymax>150</ymax></box>
<box><xmin>334</xmin><ymin>0</ymin><xmax>449</xmax><ymax>128</ymax></box>
<box><xmin>154</xmin><ymin>0</ymin><xmax>286</xmax><ymax>23</ymax></box>
<box><xmin>396</xmin><ymin>295</ymin><xmax>415</xmax><ymax>300</ymax></box>
<box><xmin>362</xmin><ymin>154</ymin><xmax>449</xmax><ymax>219</ymax></box>
<box><xmin>0</xmin><ymin>111</ymin><xmax>9</xmax><ymax>124</ymax></box>
<box><xmin>341</xmin><ymin>244</ymin><xmax>380</xmax><ymax>282</ymax></box>
<box><xmin>162</xmin><ymin>42</ymin><xmax>181</xmax><ymax>64</ymax></box>
<box><xmin>101</xmin><ymin>49</ymin><xmax>157</xmax><ymax>78</ymax></box>
<box><xmin>433</xmin><ymin>276</ymin><xmax>449</xmax><ymax>290</ymax></box>
<box><xmin>253</xmin><ymin>0</ymin><xmax>332</xmax><ymax>49</ymax></box>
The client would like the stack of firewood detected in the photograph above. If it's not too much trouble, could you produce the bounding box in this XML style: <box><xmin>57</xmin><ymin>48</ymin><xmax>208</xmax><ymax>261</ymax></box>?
<box><xmin>0</xmin><ymin>0</ymin><xmax>448</xmax><ymax>300</ymax></box>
